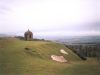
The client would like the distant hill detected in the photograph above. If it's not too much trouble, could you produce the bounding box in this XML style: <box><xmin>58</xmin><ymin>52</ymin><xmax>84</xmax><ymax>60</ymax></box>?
<box><xmin>0</xmin><ymin>34</ymin><xmax>8</xmax><ymax>37</ymax></box>
<box><xmin>0</xmin><ymin>34</ymin><xmax>15</xmax><ymax>38</ymax></box>
<box><xmin>55</xmin><ymin>36</ymin><xmax>100</xmax><ymax>44</ymax></box>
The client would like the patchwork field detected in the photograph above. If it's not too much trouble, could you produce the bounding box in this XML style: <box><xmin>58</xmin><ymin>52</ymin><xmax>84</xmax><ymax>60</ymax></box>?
<box><xmin>0</xmin><ymin>38</ymin><xmax>100</xmax><ymax>75</ymax></box>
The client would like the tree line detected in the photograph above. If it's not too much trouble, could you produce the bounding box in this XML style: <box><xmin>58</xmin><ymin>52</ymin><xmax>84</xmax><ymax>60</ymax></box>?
<box><xmin>65</xmin><ymin>44</ymin><xmax>100</xmax><ymax>60</ymax></box>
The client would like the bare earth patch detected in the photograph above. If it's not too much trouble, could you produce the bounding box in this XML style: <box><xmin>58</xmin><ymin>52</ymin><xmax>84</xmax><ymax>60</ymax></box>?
<box><xmin>60</xmin><ymin>49</ymin><xmax>68</xmax><ymax>55</ymax></box>
<box><xmin>51</xmin><ymin>55</ymin><xmax>67</xmax><ymax>63</ymax></box>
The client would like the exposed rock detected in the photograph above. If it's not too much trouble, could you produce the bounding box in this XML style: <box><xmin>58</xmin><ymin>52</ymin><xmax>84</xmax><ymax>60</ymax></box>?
<box><xmin>51</xmin><ymin>55</ymin><xmax>67</xmax><ymax>63</ymax></box>
<box><xmin>60</xmin><ymin>49</ymin><xmax>68</xmax><ymax>55</ymax></box>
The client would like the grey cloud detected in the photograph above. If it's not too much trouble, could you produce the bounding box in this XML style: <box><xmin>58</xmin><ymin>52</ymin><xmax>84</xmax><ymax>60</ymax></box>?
<box><xmin>0</xmin><ymin>5</ymin><xmax>11</xmax><ymax>11</ymax></box>
<box><xmin>0</xmin><ymin>0</ymin><xmax>14</xmax><ymax>3</ymax></box>
<box><xmin>78</xmin><ymin>23</ymin><xmax>100</xmax><ymax>31</ymax></box>
<box><xmin>0</xmin><ymin>10</ymin><xmax>5</xmax><ymax>14</ymax></box>
<box><xmin>58</xmin><ymin>22</ymin><xmax>100</xmax><ymax>32</ymax></box>
<box><xmin>0</xmin><ymin>5</ymin><xmax>12</xmax><ymax>14</ymax></box>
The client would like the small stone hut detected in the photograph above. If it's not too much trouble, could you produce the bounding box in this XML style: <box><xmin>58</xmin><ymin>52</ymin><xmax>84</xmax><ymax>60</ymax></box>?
<box><xmin>24</xmin><ymin>29</ymin><xmax>33</xmax><ymax>41</ymax></box>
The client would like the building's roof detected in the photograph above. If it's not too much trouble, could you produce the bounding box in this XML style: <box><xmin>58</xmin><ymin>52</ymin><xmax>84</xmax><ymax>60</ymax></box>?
<box><xmin>24</xmin><ymin>29</ymin><xmax>33</xmax><ymax>35</ymax></box>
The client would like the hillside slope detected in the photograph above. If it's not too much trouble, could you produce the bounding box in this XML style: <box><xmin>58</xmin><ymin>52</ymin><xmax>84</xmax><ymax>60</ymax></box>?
<box><xmin>0</xmin><ymin>38</ymin><xmax>99</xmax><ymax>75</ymax></box>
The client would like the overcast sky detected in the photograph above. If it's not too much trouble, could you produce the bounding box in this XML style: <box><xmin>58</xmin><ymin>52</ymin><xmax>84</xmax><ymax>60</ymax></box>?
<box><xmin>0</xmin><ymin>0</ymin><xmax>100</xmax><ymax>38</ymax></box>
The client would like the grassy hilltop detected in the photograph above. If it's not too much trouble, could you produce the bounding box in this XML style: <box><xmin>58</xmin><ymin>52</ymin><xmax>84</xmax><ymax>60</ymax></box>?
<box><xmin>0</xmin><ymin>38</ymin><xmax>100</xmax><ymax>75</ymax></box>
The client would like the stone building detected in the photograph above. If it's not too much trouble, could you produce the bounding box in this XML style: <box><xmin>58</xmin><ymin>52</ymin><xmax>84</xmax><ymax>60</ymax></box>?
<box><xmin>24</xmin><ymin>29</ymin><xmax>33</xmax><ymax>41</ymax></box>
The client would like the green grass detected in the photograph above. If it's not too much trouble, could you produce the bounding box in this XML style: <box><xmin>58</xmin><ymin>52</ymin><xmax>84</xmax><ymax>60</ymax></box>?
<box><xmin>0</xmin><ymin>38</ymin><xmax>100</xmax><ymax>75</ymax></box>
